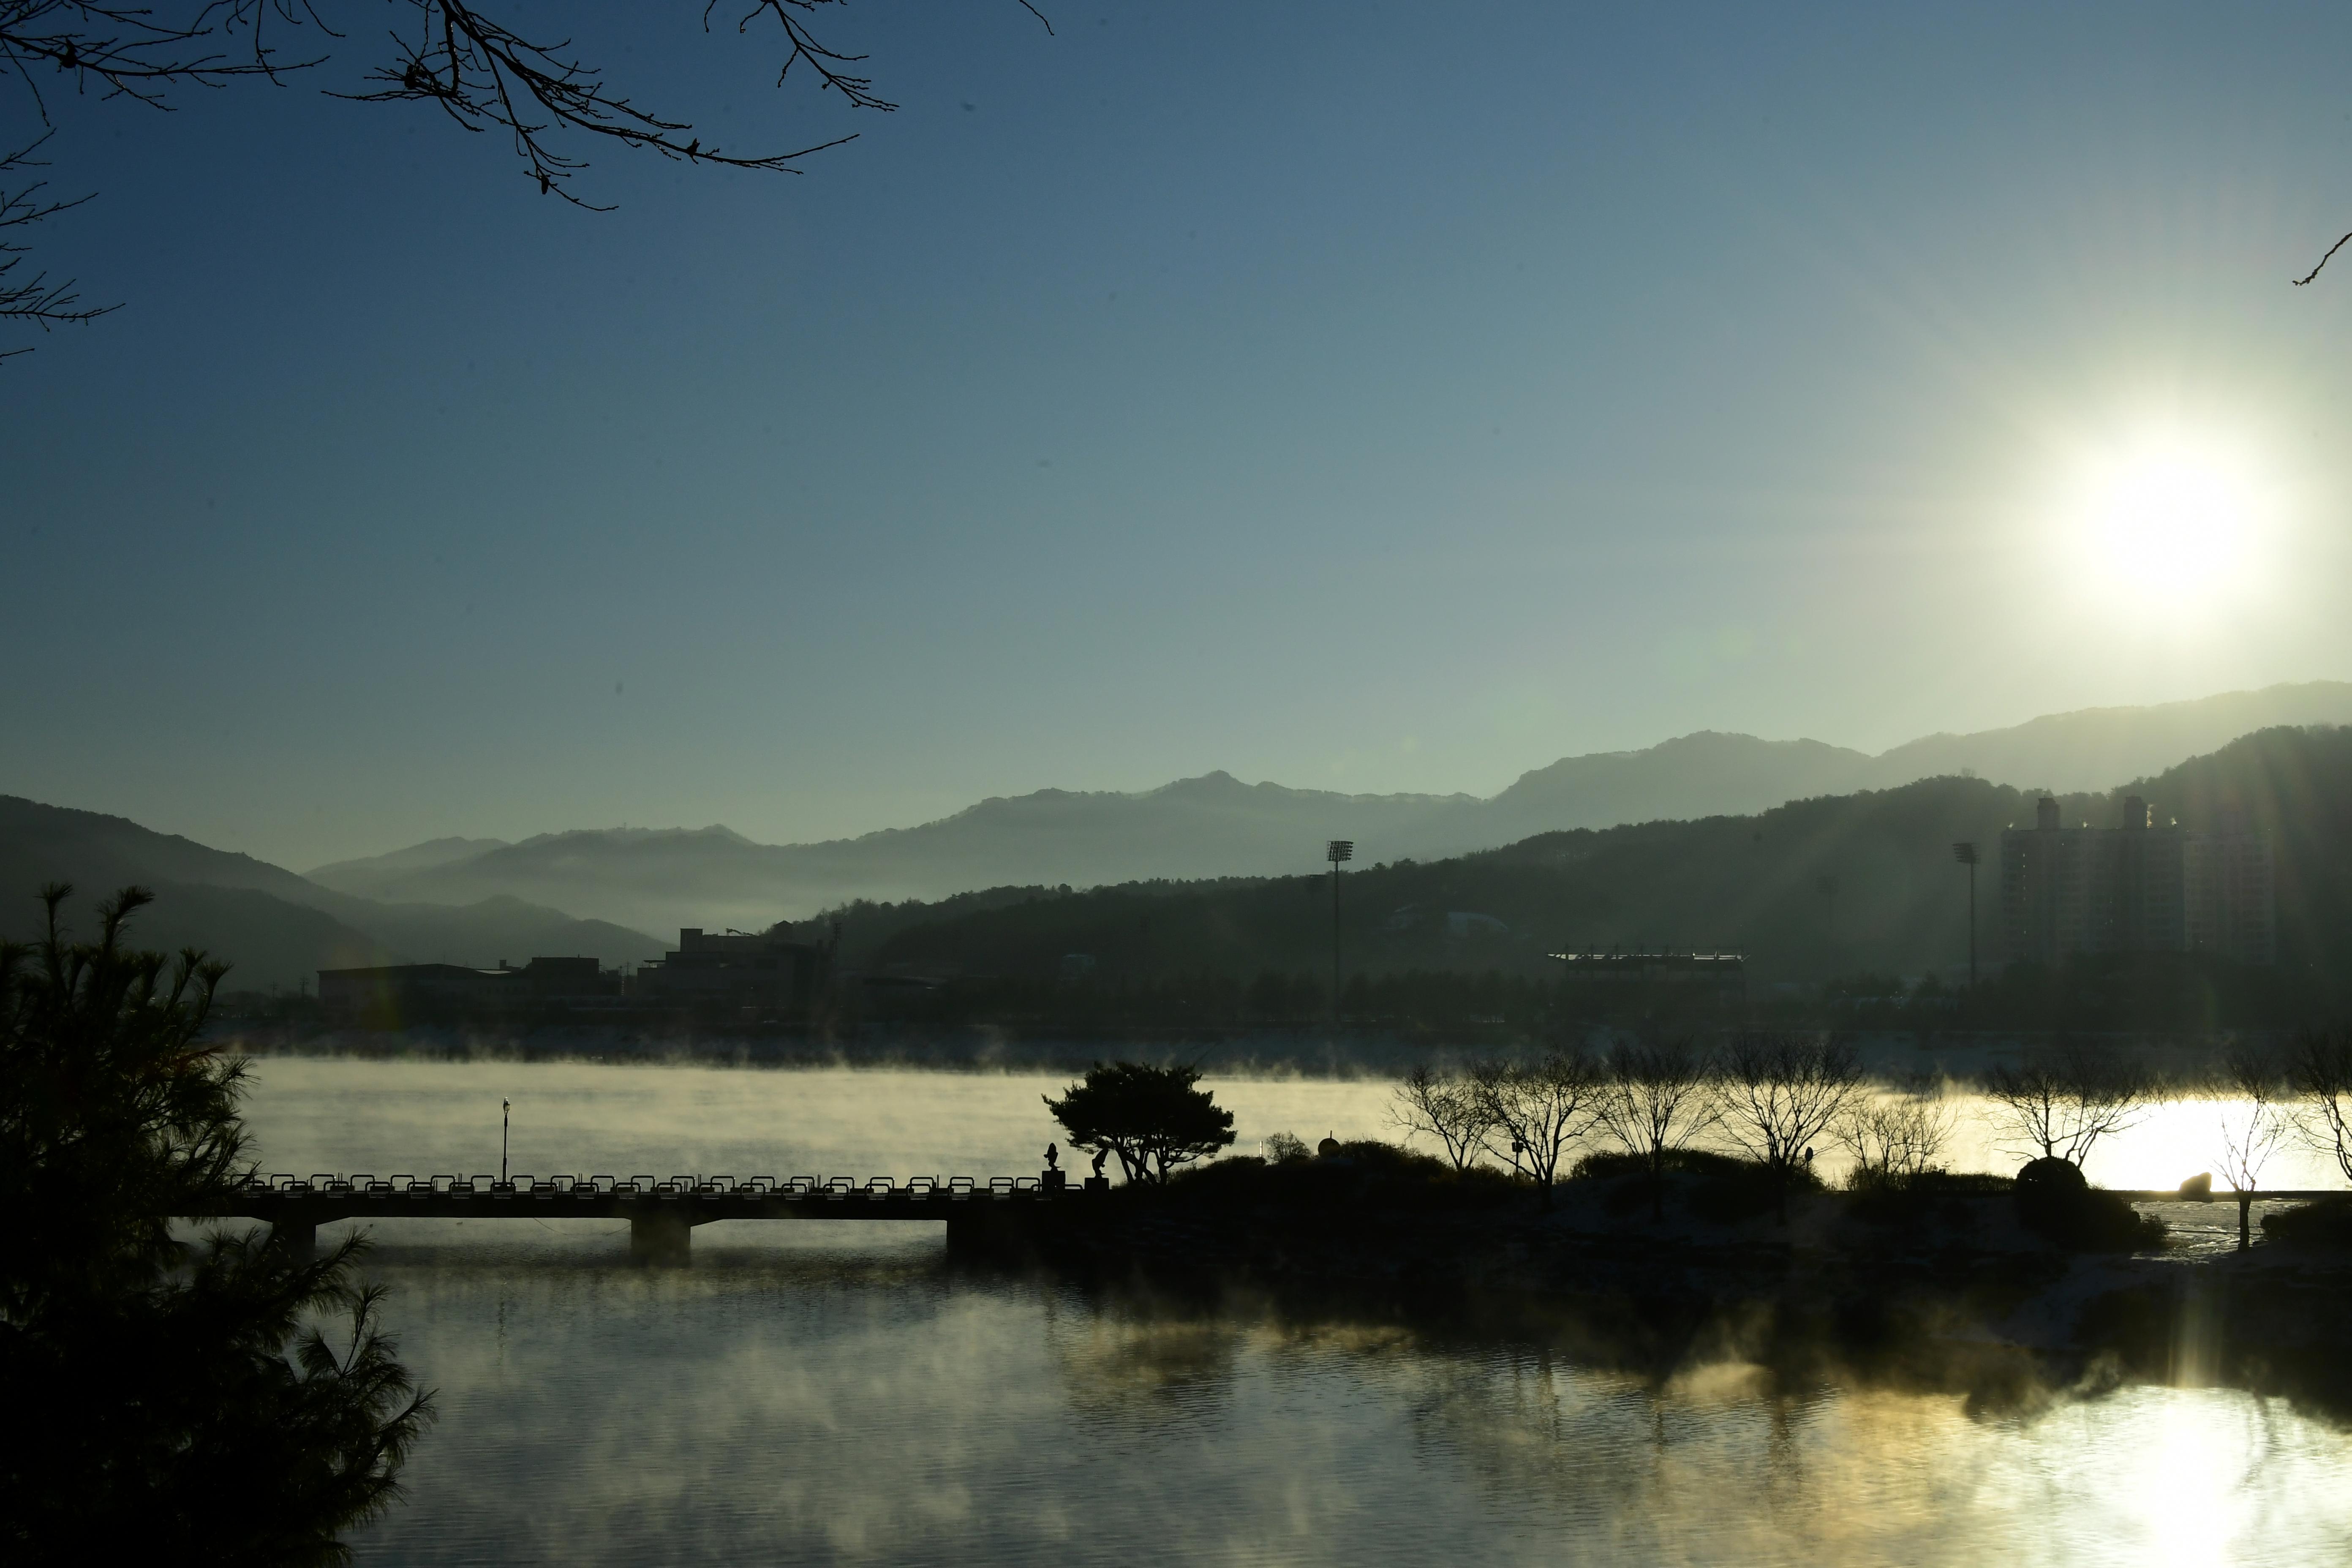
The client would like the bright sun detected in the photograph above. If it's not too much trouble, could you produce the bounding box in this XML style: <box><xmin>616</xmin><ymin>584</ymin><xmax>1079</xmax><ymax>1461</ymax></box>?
<box><xmin>2069</xmin><ymin>429</ymin><xmax>2274</xmax><ymax>614</ymax></box>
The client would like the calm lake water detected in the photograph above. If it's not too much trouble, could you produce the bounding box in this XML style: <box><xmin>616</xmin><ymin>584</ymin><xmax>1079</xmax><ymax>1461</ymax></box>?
<box><xmin>237</xmin><ymin>1058</ymin><xmax>2352</xmax><ymax>1566</ymax></box>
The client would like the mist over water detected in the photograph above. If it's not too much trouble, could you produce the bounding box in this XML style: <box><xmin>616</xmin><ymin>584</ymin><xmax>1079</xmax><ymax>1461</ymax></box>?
<box><xmin>337</xmin><ymin>1262</ymin><xmax>2352</xmax><ymax>1566</ymax></box>
<box><xmin>237</xmin><ymin>1056</ymin><xmax>2347</xmax><ymax>1195</ymax></box>
<box><xmin>229</xmin><ymin>1059</ymin><xmax>2352</xmax><ymax>1565</ymax></box>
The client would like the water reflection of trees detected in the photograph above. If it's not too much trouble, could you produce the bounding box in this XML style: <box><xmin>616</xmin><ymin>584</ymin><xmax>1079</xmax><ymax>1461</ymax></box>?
<box><xmin>1049</xmin><ymin>1307</ymin><xmax>1244</xmax><ymax>1437</ymax></box>
<box><xmin>1042</xmin><ymin>1274</ymin><xmax>2352</xmax><ymax>1565</ymax></box>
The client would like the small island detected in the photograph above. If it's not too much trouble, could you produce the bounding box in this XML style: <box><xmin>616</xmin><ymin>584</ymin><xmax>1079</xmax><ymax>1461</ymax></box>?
<box><xmin>964</xmin><ymin>1053</ymin><xmax>2352</xmax><ymax>1418</ymax></box>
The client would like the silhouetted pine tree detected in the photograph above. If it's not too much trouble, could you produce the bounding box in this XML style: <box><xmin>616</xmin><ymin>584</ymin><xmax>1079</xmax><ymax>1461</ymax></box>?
<box><xmin>0</xmin><ymin>886</ymin><xmax>432</xmax><ymax>1566</ymax></box>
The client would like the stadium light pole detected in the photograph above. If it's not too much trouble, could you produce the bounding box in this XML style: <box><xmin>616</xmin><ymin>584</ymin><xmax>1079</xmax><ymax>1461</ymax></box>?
<box><xmin>1326</xmin><ymin>840</ymin><xmax>1354</xmax><ymax>1029</ymax></box>
<box><xmin>1952</xmin><ymin>843</ymin><xmax>1979</xmax><ymax>990</ymax></box>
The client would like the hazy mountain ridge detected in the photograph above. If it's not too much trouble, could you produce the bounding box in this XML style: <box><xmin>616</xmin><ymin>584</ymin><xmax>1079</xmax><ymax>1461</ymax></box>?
<box><xmin>302</xmin><ymin>683</ymin><xmax>2352</xmax><ymax>934</ymax></box>
<box><xmin>0</xmin><ymin>797</ymin><xmax>662</xmax><ymax>988</ymax></box>
<box><xmin>309</xmin><ymin>773</ymin><xmax>1493</xmax><ymax>934</ymax></box>
<box><xmin>1860</xmin><ymin>682</ymin><xmax>2352</xmax><ymax>793</ymax></box>
<box><xmin>1475</xmin><ymin>732</ymin><xmax>1874</xmax><ymax>843</ymax></box>
<box><xmin>307</xmin><ymin>835</ymin><xmax>508</xmax><ymax>883</ymax></box>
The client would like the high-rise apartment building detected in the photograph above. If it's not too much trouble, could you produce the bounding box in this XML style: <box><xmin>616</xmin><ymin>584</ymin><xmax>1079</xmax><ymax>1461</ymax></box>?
<box><xmin>2184</xmin><ymin>810</ymin><xmax>2278</xmax><ymax>966</ymax></box>
<box><xmin>2000</xmin><ymin>795</ymin><xmax>2274</xmax><ymax>967</ymax></box>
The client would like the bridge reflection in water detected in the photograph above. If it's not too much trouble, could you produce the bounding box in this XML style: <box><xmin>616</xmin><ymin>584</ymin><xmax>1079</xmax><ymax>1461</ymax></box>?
<box><xmin>217</xmin><ymin>1172</ymin><xmax>1080</xmax><ymax>1262</ymax></box>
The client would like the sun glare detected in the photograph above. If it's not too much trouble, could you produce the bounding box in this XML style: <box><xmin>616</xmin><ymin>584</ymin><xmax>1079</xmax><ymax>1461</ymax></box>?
<box><xmin>2065</xmin><ymin>427</ymin><xmax>2277</xmax><ymax>617</ymax></box>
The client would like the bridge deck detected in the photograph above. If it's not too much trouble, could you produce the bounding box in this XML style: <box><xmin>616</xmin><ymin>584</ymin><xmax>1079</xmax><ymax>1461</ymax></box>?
<box><xmin>206</xmin><ymin>1173</ymin><xmax>1086</xmax><ymax>1258</ymax></box>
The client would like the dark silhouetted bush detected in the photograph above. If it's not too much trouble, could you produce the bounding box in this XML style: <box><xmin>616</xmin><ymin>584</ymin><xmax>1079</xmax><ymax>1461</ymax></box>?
<box><xmin>2262</xmin><ymin>1195</ymin><xmax>2352</xmax><ymax>1247</ymax></box>
<box><xmin>1687</xmin><ymin>1153</ymin><xmax>1824</xmax><ymax>1224</ymax></box>
<box><xmin>1164</xmin><ymin>1138</ymin><xmax>1519</xmax><ymax>1215</ymax></box>
<box><xmin>2013</xmin><ymin>1157</ymin><xmax>2162</xmax><ymax>1250</ymax></box>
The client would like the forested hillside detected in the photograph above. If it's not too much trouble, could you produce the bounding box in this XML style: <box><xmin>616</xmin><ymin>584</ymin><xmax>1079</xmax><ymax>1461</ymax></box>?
<box><xmin>847</xmin><ymin>727</ymin><xmax>2352</xmax><ymax>1002</ymax></box>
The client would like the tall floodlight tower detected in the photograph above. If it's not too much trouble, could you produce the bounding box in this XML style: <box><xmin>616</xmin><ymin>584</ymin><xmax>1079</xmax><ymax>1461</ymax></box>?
<box><xmin>1952</xmin><ymin>842</ymin><xmax>1980</xmax><ymax>990</ymax></box>
<box><xmin>1326</xmin><ymin>839</ymin><xmax>1354</xmax><ymax>1029</ymax></box>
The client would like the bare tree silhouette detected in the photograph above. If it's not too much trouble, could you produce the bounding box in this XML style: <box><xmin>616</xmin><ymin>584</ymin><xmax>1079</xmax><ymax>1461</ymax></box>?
<box><xmin>2287</xmin><ymin>1027</ymin><xmax>2352</xmax><ymax>1184</ymax></box>
<box><xmin>1470</xmin><ymin>1052</ymin><xmax>1601</xmax><ymax>1205</ymax></box>
<box><xmin>1592</xmin><ymin>1039</ymin><xmax>1716</xmax><ymax>1220</ymax></box>
<box><xmin>1982</xmin><ymin>1043</ymin><xmax>2153</xmax><ymax>1168</ymax></box>
<box><xmin>1712</xmin><ymin>1032</ymin><xmax>1862</xmax><ymax>1222</ymax></box>
<box><xmin>2213</xmin><ymin>1046</ymin><xmax>2288</xmax><ymax>1253</ymax></box>
<box><xmin>1388</xmin><ymin>1062</ymin><xmax>1495</xmax><ymax>1174</ymax></box>
<box><xmin>1835</xmin><ymin>1078</ymin><xmax>1955</xmax><ymax>1188</ymax></box>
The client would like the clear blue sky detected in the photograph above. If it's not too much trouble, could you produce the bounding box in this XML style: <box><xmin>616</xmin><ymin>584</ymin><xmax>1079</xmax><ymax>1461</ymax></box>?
<box><xmin>7</xmin><ymin>1</ymin><xmax>2352</xmax><ymax>869</ymax></box>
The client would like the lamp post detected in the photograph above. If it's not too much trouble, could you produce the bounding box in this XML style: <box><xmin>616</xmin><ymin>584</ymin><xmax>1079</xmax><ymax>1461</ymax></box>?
<box><xmin>501</xmin><ymin>1097</ymin><xmax>511</xmax><ymax>1186</ymax></box>
<box><xmin>1951</xmin><ymin>843</ymin><xmax>1979</xmax><ymax>991</ymax></box>
<box><xmin>1326</xmin><ymin>839</ymin><xmax>1353</xmax><ymax>1030</ymax></box>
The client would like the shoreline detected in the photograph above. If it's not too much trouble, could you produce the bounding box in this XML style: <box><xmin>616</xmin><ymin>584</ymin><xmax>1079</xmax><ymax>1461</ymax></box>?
<box><xmin>213</xmin><ymin>1024</ymin><xmax>2296</xmax><ymax>1081</ymax></box>
<box><xmin>953</xmin><ymin>1165</ymin><xmax>2352</xmax><ymax>1420</ymax></box>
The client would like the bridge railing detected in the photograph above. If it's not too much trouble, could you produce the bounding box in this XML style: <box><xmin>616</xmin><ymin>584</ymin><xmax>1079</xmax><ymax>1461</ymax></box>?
<box><xmin>224</xmin><ymin>1170</ymin><xmax>1056</xmax><ymax>1207</ymax></box>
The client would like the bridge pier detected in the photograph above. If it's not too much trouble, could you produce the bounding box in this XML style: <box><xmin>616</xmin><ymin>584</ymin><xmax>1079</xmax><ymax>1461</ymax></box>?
<box><xmin>270</xmin><ymin>1219</ymin><xmax>317</xmax><ymax>1256</ymax></box>
<box><xmin>630</xmin><ymin>1210</ymin><xmax>695</xmax><ymax>1265</ymax></box>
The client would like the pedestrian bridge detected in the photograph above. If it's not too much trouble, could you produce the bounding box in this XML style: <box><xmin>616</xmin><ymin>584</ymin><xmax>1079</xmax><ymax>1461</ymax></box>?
<box><xmin>217</xmin><ymin>1171</ymin><xmax>1088</xmax><ymax>1261</ymax></box>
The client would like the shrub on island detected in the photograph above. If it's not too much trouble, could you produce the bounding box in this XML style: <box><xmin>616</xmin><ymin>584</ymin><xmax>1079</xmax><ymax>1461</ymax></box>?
<box><xmin>1162</xmin><ymin>1138</ymin><xmax>1521</xmax><ymax>1213</ymax></box>
<box><xmin>2013</xmin><ymin>1157</ymin><xmax>2164</xmax><ymax>1251</ymax></box>
<box><xmin>1565</xmin><ymin>1147</ymin><xmax>1822</xmax><ymax>1224</ymax></box>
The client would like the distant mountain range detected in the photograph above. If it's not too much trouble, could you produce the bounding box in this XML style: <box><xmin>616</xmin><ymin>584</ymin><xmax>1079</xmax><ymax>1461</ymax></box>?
<box><xmin>0</xmin><ymin>798</ymin><xmax>663</xmax><ymax>991</ymax></box>
<box><xmin>5</xmin><ymin>682</ymin><xmax>2343</xmax><ymax>988</ymax></box>
<box><xmin>300</xmin><ymin>681</ymin><xmax>2352</xmax><ymax>936</ymax></box>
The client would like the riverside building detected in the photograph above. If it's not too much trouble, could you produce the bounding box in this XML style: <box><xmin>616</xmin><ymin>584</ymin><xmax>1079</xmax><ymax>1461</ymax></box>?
<box><xmin>1999</xmin><ymin>795</ymin><xmax>2275</xmax><ymax>966</ymax></box>
<box><xmin>631</xmin><ymin>926</ymin><xmax>826</xmax><ymax>1016</ymax></box>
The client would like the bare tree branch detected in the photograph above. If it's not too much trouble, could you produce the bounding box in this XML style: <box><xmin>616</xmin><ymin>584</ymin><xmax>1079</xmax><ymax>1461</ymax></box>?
<box><xmin>2295</xmin><ymin>229</ymin><xmax>2352</xmax><ymax>287</ymax></box>
<box><xmin>4</xmin><ymin>2</ymin><xmax>1055</xmax><ymax>349</ymax></box>
<box><xmin>341</xmin><ymin>2</ymin><xmax>887</xmax><ymax>208</ymax></box>
<box><xmin>0</xmin><ymin>134</ymin><xmax>113</xmax><ymax>354</ymax></box>
<box><xmin>1</xmin><ymin>1</ymin><xmax>316</xmax><ymax>120</ymax></box>
<box><xmin>2287</xmin><ymin>1028</ymin><xmax>2352</xmax><ymax>1186</ymax></box>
